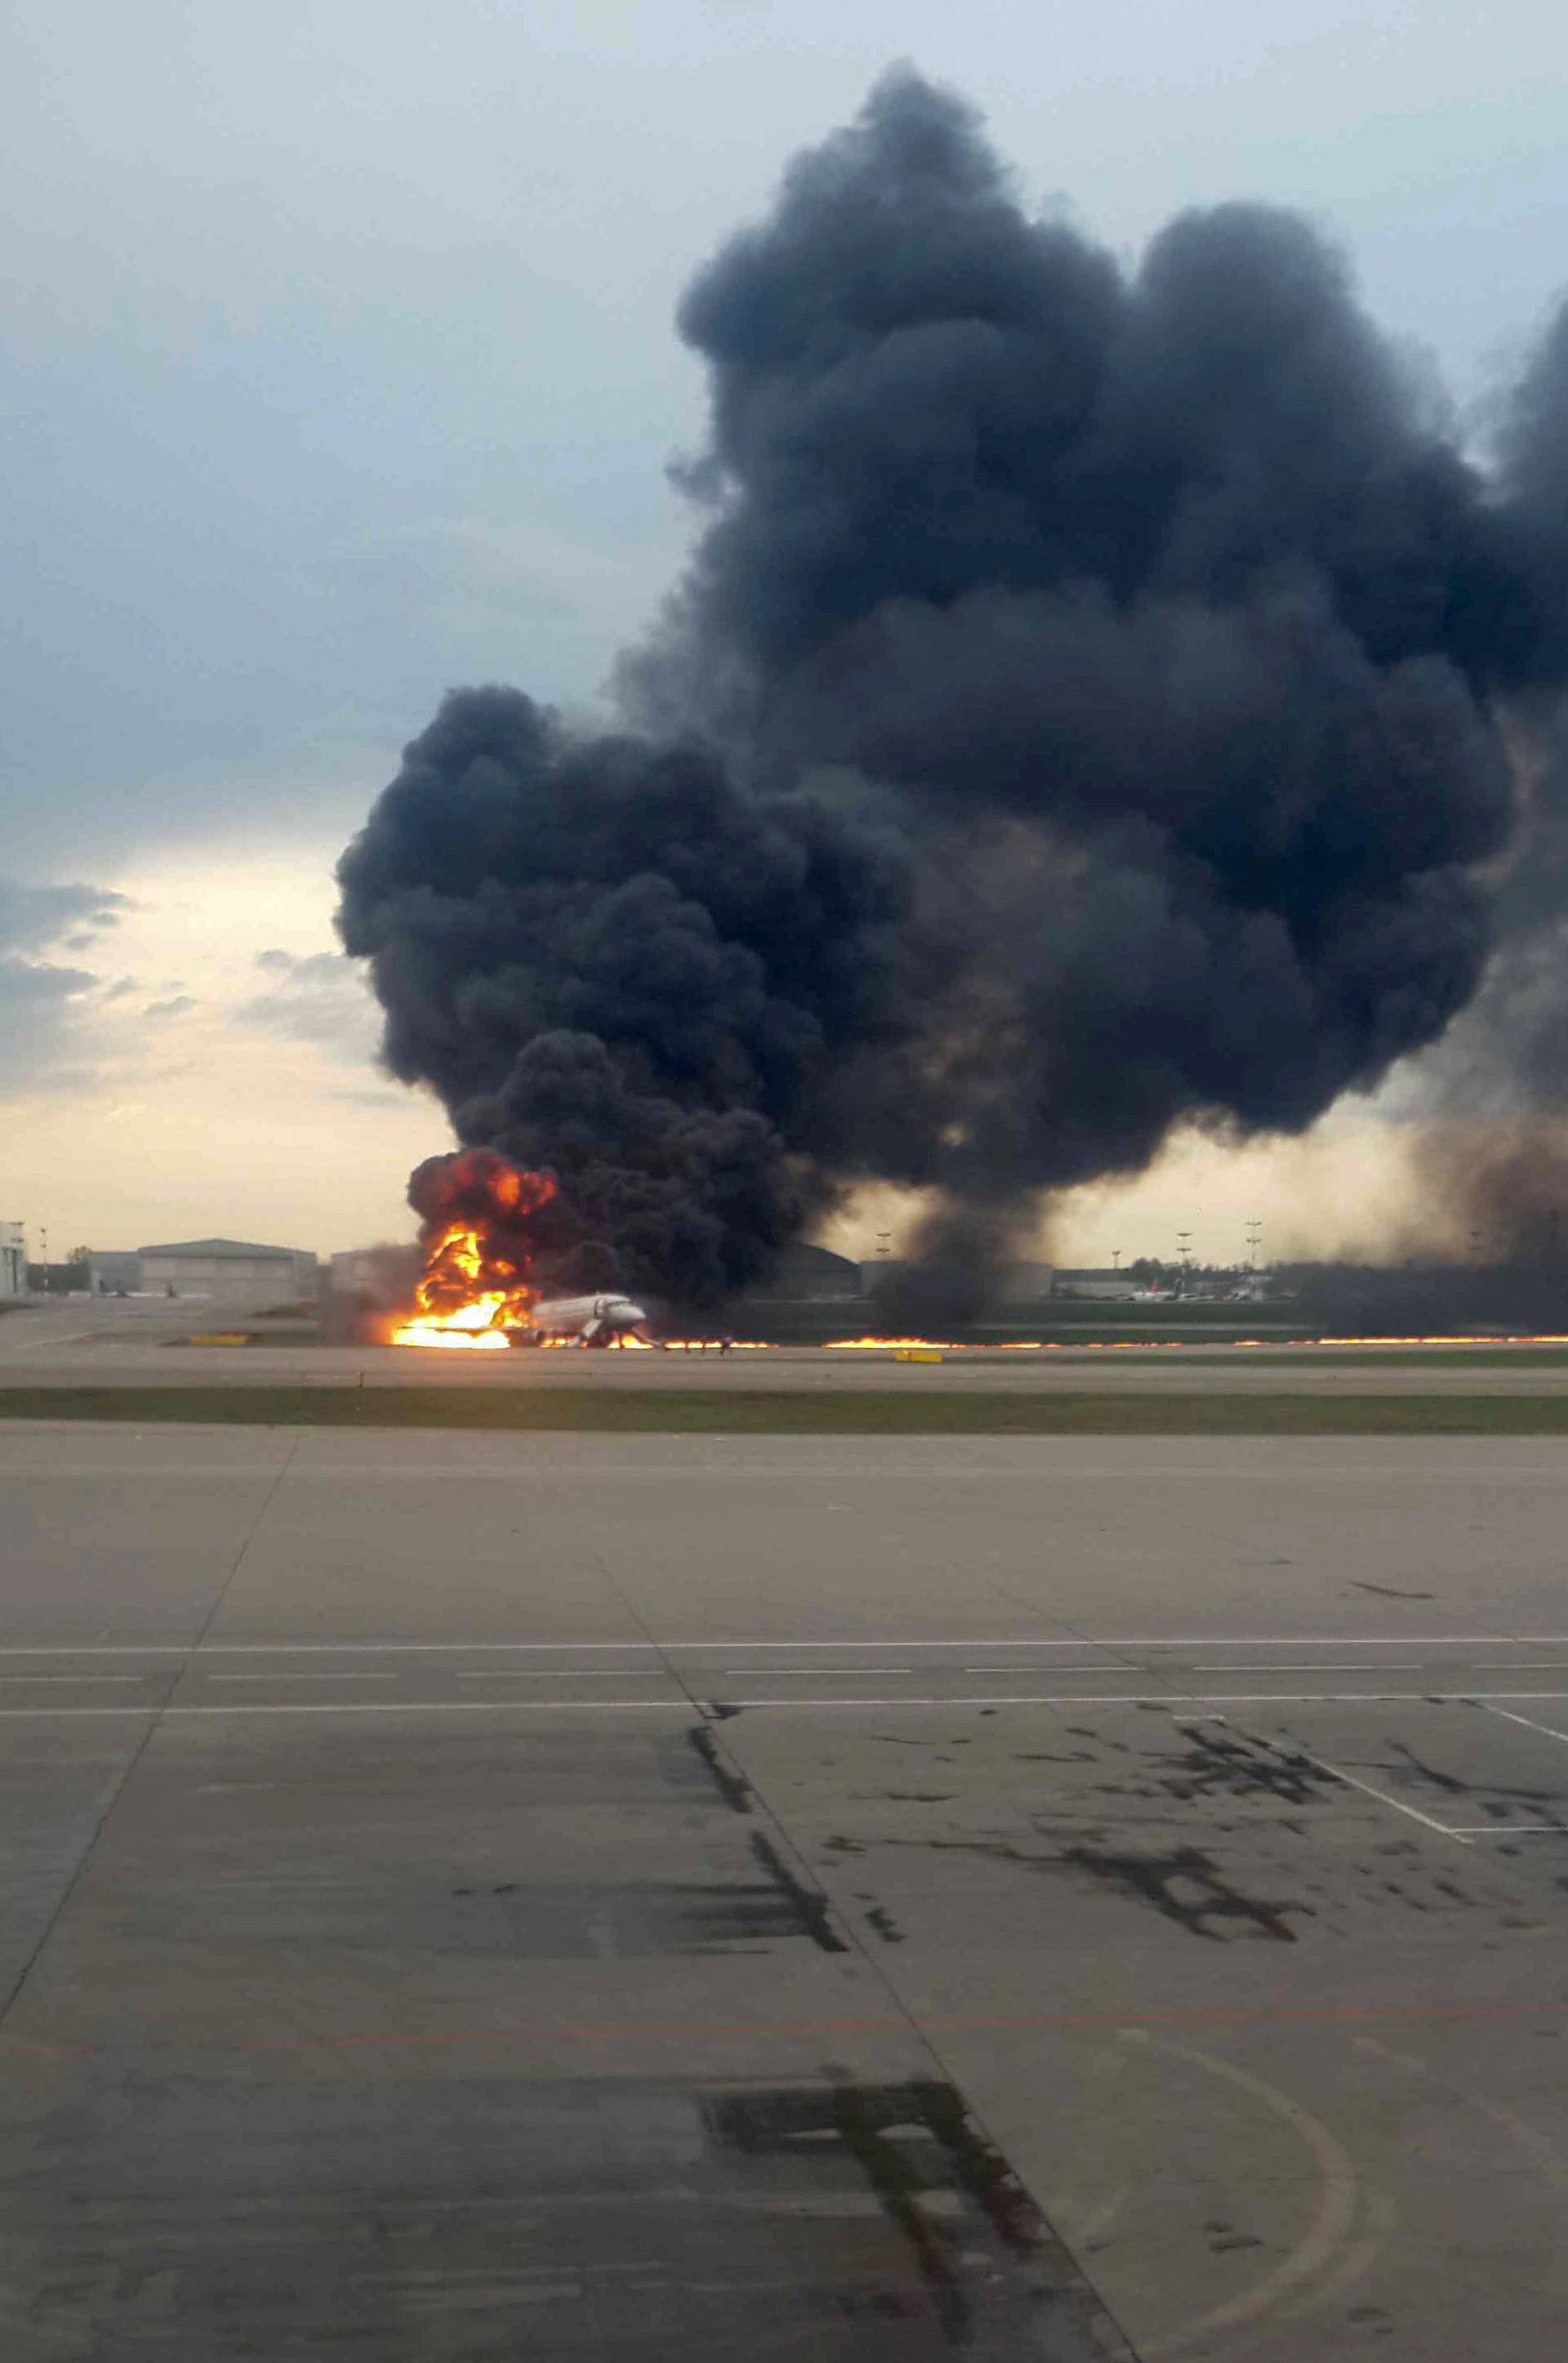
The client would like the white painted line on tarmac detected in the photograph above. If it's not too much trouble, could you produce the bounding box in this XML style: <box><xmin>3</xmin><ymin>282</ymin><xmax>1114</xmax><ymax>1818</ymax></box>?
<box><xmin>0</xmin><ymin>1705</ymin><xmax>159</xmax><ymax>1717</ymax></box>
<box><xmin>179</xmin><ymin>1699</ymin><xmax>688</xmax><ymax>1715</ymax></box>
<box><xmin>673</xmin><ymin>1638</ymin><xmax>1105</xmax><ymax>1651</ymax></box>
<box><xmin>0</xmin><ymin>1633</ymin><xmax>1535</xmax><ymax>1657</ymax></box>
<box><xmin>1447</xmin><ymin>1825</ymin><xmax>1568</xmax><ymax>1835</ymax></box>
<box><xmin>0</xmin><ymin>1641</ymin><xmax>658</xmax><ymax>1656</ymax></box>
<box><xmin>0</xmin><ymin>1645</ymin><xmax>208</xmax><ymax>1656</ymax></box>
<box><xmin>0</xmin><ymin>1674</ymin><xmax>145</xmax><ymax>1685</ymax></box>
<box><xmin>696</xmin><ymin>1692</ymin><xmax>1568</xmax><ymax>1710</ymax></box>
<box><xmin>721</xmin><ymin>1665</ymin><xmax>915</xmax><ymax>1675</ymax></box>
<box><xmin>1255</xmin><ymin>1741</ymin><xmax>1472</xmax><ymax>1844</ymax></box>
<box><xmin>207</xmin><ymin>1673</ymin><xmax>395</xmax><ymax>1684</ymax></box>
<box><xmin>1187</xmin><ymin>1662</ymin><xmax>1428</xmax><ymax>1673</ymax></box>
<box><xmin>699</xmin><ymin>1689</ymin><xmax>1568</xmax><ymax>1709</ymax></box>
<box><xmin>1481</xmin><ymin>1703</ymin><xmax>1568</xmax><ymax>1747</ymax></box>
<box><xmin>10</xmin><ymin>1686</ymin><xmax>1568</xmax><ymax>1720</ymax></box>
<box><xmin>0</xmin><ymin>1700</ymin><xmax>693</xmax><ymax>1719</ymax></box>
<box><xmin>679</xmin><ymin>1635</ymin><xmax>1526</xmax><ymax>1650</ymax></box>
<box><xmin>1102</xmin><ymin>1637</ymin><xmax>1522</xmax><ymax>1649</ymax></box>
<box><xmin>0</xmin><ymin>1646</ymin><xmax>186</xmax><ymax>1656</ymax></box>
<box><xmin>456</xmin><ymin>1669</ymin><xmax>670</xmax><ymax>1680</ymax></box>
<box><xmin>697</xmin><ymin>1688</ymin><xmax>1568</xmax><ymax>1709</ymax></box>
<box><xmin>964</xmin><ymin>1665</ymin><xmax>1124</xmax><ymax>1674</ymax></box>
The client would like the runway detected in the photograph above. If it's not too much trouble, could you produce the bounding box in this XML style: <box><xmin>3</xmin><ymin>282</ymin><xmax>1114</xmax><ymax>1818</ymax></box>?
<box><xmin>7</xmin><ymin>1292</ymin><xmax>1568</xmax><ymax>1393</ymax></box>
<box><xmin>6</xmin><ymin>1423</ymin><xmax>1568</xmax><ymax>2356</ymax></box>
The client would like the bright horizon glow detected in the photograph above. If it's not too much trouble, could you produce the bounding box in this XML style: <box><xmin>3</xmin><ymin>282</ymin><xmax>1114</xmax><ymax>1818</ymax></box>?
<box><xmin>3</xmin><ymin>819</ymin><xmax>1457</xmax><ymax>1268</ymax></box>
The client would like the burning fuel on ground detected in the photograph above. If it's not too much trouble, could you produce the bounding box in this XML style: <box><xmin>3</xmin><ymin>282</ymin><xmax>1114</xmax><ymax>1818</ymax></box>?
<box><xmin>337</xmin><ymin>69</ymin><xmax>1568</xmax><ymax>1326</ymax></box>
<box><xmin>387</xmin><ymin>1149</ymin><xmax>555</xmax><ymax>1349</ymax></box>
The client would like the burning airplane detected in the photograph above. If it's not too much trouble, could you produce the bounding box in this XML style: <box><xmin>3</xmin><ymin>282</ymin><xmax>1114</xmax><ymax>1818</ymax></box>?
<box><xmin>341</xmin><ymin>73</ymin><xmax>1568</xmax><ymax>1317</ymax></box>
<box><xmin>385</xmin><ymin>1147</ymin><xmax>656</xmax><ymax>1349</ymax></box>
<box><xmin>389</xmin><ymin>1148</ymin><xmax>551</xmax><ymax>1350</ymax></box>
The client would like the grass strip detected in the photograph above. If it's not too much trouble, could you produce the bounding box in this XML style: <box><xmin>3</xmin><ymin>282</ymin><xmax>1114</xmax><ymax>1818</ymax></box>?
<box><xmin>3</xmin><ymin>1386</ymin><xmax>1568</xmax><ymax>1435</ymax></box>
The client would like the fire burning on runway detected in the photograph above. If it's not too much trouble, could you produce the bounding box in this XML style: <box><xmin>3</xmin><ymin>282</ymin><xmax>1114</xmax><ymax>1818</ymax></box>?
<box><xmin>824</xmin><ymin>1337</ymin><xmax>1045</xmax><ymax>1351</ymax></box>
<box><xmin>380</xmin><ymin>1146</ymin><xmax>1568</xmax><ymax>1356</ymax></box>
<box><xmin>391</xmin><ymin>1288</ymin><xmax>514</xmax><ymax>1349</ymax></box>
<box><xmin>390</xmin><ymin>1149</ymin><xmax>554</xmax><ymax>1349</ymax></box>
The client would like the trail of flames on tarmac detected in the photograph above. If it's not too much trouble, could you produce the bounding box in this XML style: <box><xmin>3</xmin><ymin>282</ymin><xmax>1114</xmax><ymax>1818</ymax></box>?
<box><xmin>372</xmin><ymin>1157</ymin><xmax>1568</xmax><ymax>1354</ymax></box>
<box><xmin>825</xmin><ymin>1333</ymin><xmax>1568</xmax><ymax>1352</ymax></box>
<box><xmin>386</xmin><ymin>1328</ymin><xmax>1568</xmax><ymax>1353</ymax></box>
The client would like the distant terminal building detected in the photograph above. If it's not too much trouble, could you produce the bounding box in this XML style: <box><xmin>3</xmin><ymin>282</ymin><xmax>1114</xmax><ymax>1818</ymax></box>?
<box><xmin>1</xmin><ymin>1221</ymin><xmax>24</xmax><ymax>1300</ymax></box>
<box><xmin>137</xmin><ymin>1237</ymin><xmax>318</xmax><ymax>1304</ymax></box>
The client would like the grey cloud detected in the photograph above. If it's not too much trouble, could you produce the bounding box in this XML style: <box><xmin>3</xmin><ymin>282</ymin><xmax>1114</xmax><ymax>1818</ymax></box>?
<box><xmin>0</xmin><ymin>876</ymin><xmax>131</xmax><ymax>1093</ymax></box>
<box><xmin>143</xmin><ymin>995</ymin><xmax>196</xmax><ymax>1020</ymax></box>
<box><xmin>256</xmin><ymin>949</ymin><xmax>351</xmax><ymax>985</ymax></box>
<box><xmin>0</xmin><ymin>956</ymin><xmax>99</xmax><ymax>1009</ymax></box>
<box><xmin>0</xmin><ymin>953</ymin><xmax>100</xmax><ymax>1091</ymax></box>
<box><xmin>0</xmin><ymin>881</ymin><xmax>127</xmax><ymax>956</ymax></box>
<box><xmin>239</xmin><ymin>948</ymin><xmax>378</xmax><ymax>1059</ymax></box>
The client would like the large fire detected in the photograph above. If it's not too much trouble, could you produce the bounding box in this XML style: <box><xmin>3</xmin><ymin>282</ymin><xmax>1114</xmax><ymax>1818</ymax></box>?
<box><xmin>390</xmin><ymin>1151</ymin><xmax>555</xmax><ymax>1349</ymax></box>
<box><xmin>390</xmin><ymin>1223</ymin><xmax>532</xmax><ymax>1349</ymax></box>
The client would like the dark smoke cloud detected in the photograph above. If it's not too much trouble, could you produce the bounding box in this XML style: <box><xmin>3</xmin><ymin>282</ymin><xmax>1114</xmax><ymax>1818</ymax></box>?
<box><xmin>341</xmin><ymin>69</ymin><xmax>1568</xmax><ymax>1311</ymax></box>
<box><xmin>339</xmin><ymin>690</ymin><xmax>912</xmax><ymax>1301</ymax></box>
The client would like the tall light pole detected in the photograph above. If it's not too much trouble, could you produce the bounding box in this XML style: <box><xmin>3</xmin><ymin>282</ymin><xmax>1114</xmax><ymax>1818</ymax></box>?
<box><xmin>1246</xmin><ymin>1218</ymin><xmax>1262</xmax><ymax>1271</ymax></box>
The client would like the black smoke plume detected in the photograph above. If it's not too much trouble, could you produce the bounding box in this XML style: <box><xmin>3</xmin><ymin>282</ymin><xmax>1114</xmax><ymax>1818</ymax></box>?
<box><xmin>340</xmin><ymin>698</ymin><xmax>911</xmax><ymax>1302</ymax></box>
<box><xmin>339</xmin><ymin>69</ymin><xmax>1568</xmax><ymax>1310</ymax></box>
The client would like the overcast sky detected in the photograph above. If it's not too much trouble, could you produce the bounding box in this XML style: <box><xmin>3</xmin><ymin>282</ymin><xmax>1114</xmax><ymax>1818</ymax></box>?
<box><xmin>5</xmin><ymin>0</ymin><xmax>1568</xmax><ymax>1259</ymax></box>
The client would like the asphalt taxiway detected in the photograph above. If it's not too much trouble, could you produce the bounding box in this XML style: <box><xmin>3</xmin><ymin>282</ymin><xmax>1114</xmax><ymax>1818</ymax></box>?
<box><xmin>5</xmin><ymin>1422</ymin><xmax>1568</xmax><ymax>2356</ymax></box>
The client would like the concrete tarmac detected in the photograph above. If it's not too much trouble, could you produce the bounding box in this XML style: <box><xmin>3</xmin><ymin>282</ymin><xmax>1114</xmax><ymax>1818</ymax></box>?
<box><xmin>6</xmin><ymin>1423</ymin><xmax>1568</xmax><ymax>2356</ymax></box>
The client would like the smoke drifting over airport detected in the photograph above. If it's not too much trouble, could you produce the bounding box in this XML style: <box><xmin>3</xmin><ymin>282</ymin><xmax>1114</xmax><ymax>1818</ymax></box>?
<box><xmin>338</xmin><ymin>69</ymin><xmax>1568</xmax><ymax>1305</ymax></box>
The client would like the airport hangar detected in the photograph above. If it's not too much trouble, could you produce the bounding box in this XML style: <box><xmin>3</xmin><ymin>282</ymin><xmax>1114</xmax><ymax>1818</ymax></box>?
<box><xmin>130</xmin><ymin>1237</ymin><xmax>318</xmax><ymax>1303</ymax></box>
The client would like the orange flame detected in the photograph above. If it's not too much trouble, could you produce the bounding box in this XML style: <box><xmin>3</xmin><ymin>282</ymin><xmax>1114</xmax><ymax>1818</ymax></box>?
<box><xmin>824</xmin><ymin>1336</ymin><xmax>1042</xmax><ymax>1351</ymax></box>
<box><xmin>390</xmin><ymin>1219</ymin><xmax>537</xmax><ymax>1350</ymax></box>
<box><xmin>826</xmin><ymin>1335</ymin><xmax>963</xmax><ymax>1350</ymax></box>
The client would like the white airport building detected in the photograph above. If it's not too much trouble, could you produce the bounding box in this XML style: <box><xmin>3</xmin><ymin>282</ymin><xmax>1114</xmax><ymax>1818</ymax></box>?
<box><xmin>1</xmin><ymin>1220</ymin><xmax>25</xmax><ymax>1299</ymax></box>
<box><xmin>136</xmin><ymin>1237</ymin><xmax>318</xmax><ymax>1304</ymax></box>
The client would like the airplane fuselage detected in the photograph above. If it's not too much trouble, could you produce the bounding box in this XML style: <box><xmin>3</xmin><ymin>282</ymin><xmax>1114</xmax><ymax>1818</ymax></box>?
<box><xmin>514</xmin><ymin>1292</ymin><xmax>651</xmax><ymax>1346</ymax></box>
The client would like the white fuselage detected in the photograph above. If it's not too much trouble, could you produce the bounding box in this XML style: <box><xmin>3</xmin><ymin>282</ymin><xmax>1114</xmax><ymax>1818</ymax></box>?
<box><xmin>523</xmin><ymin>1292</ymin><xmax>650</xmax><ymax>1345</ymax></box>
